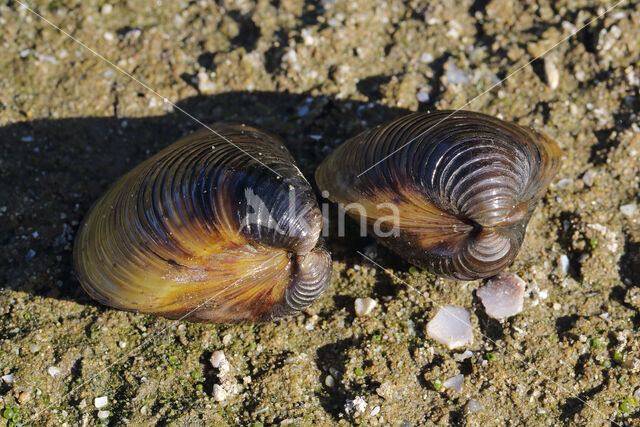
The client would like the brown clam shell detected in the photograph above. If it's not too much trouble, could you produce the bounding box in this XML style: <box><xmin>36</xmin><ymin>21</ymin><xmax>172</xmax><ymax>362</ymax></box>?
<box><xmin>315</xmin><ymin>110</ymin><xmax>561</xmax><ymax>280</ymax></box>
<box><xmin>74</xmin><ymin>124</ymin><xmax>331</xmax><ymax>322</ymax></box>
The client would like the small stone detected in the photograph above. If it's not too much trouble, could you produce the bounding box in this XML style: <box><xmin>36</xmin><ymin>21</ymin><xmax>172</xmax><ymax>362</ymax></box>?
<box><xmin>544</xmin><ymin>56</ymin><xmax>559</xmax><ymax>89</ymax></box>
<box><xmin>445</xmin><ymin>61</ymin><xmax>469</xmax><ymax>84</ymax></box>
<box><xmin>78</xmin><ymin>399</ymin><xmax>87</xmax><ymax>409</ymax></box>
<box><xmin>100</xmin><ymin>4</ymin><xmax>112</xmax><ymax>14</ymax></box>
<box><xmin>420</xmin><ymin>52</ymin><xmax>434</xmax><ymax>63</ymax></box>
<box><xmin>297</xmin><ymin>104</ymin><xmax>310</xmax><ymax>117</ymax></box>
<box><xmin>2</xmin><ymin>373</ymin><xmax>13</xmax><ymax>384</ymax></box>
<box><xmin>426</xmin><ymin>305</ymin><xmax>474</xmax><ymax>349</ymax></box>
<box><xmin>210</xmin><ymin>351</ymin><xmax>226</xmax><ymax>369</ymax></box>
<box><xmin>556</xmin><ymin>178</ymin><xmax>572</xmax><ymax>189</ymax></box>
<box><xmin>454</xmin><ymin>350</ymin><xmax>473</xmax><ymax>362</ymax></box>
<box><xmin>558</xmin><ymin>254</ymin><xmax>570</xmax><ymax>275</ymax></box>
<box><xmin>582</xmin><ymin>170</ymin><xmax>596</xmax><ymax>187</ymax></box>
<box><xmin>196</xmin><ymin>71</ymin><xmax>215</xmax><ymax>94</ymax></box>
<box><xmin>25</xmin><ymin>249</ymin><xmax>36</xmax><ymax>262</ymax></box>
<box><xmin>94</xmin><ymin>396</ymin><xmax>108</xmax><ymax>408</ymax></box>
<box><xmin>325</xmin><ymin>374</ymin><xmax>335</xmax><ymax>387</ymax></box>
<box><xmin>103</xmin><ymin>32</ymin><xmax>114</xmax><ymax>41</ymax></box>
<box><xmin>18</xmin><ymin>391</ymin><xmax>31</xmax><ymax>404</ymax></box>
<box><xmin>97</xmin><ymin>410</ymin><xmax>109</xmax><ymax>419</ymax></box>
<box><xmin>476</xmin><ymin>273</ymin><xmax>526</xmax><ymax>320</ymax></box>
<box><xmin>443</xmin><ymin>374</ymin><xmax>464</xmax><ymax>392</ymax></box>
<box><xmin>620</xmin><ymin>203</ymin><xmax>637</xmax><ymax>217</ymax></box>
<box><xmin>345</xmin><ymin>396</ymin><xmax>367</xmax><ymax>414</ymax></box>
<box><xmin>212</xmin><ymin>384</ymin><xmax>228</xmax><ymax>401</ymax></box>
<box><xmin>305</xmin><ymin>314</ymin><xmax>319</xmax><ymax>330</ymax></box>
<box><xmin>466</xmin><ymin>399</ymin><xmax>483</xmax><ymax>413</ymax></box>
<box><xmin>416</xmin><ymin>91</ymin><xmax>430</xmax><ymax>103</ymax></box>
<box><xmin>370</xmin><ymin>405</ymin><xmax>381</xmax><ymax>416</ymax></box>
<box><xmin>47</xmin><ymin>366</ymin><xmax>61</xmax><ymax>377</ymax></box>
<box><xmin>222</xmin><ymin>334</ymin><xmax>232</xmax><ymax>345</ymax></box>
<box><xmin>354</xmin><ymin>297</ymin><xmax>377</xmax><ymax>317</ymax></box>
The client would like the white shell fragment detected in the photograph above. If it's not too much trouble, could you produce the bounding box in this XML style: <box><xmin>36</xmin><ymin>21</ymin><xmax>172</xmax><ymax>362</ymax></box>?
<box><xmin>426</xmin><ymin>305</ymin><xmax>474</xmax><ymax>349</ymax></box>
<box><xmin>454</xmin><ymin>350</ymin><xmax>473</xmax><ymax>362</ymax></box>
<box><xmin>212</xmin><ymin>384</ymin><xmax>228</xmax><ymax>402</ymax></box>
<box><xmin>544</xmin><ymin>55</ymin><xmax>560</xmax><ymax>89</ymax></box>
<box><xmin>47</xmin><ymin>366</ymin><xmax>61</xmax><ymax>377</ymax></box>
<box><xmin>620</xmin><ymin>203</ymin><xmax>637</xmax><ymax>217</ymax></box>
<box><xmin>354</xmin><ymin>297</ymin><xmax>377</xmax><ymax>317</ymax></box>
<box><xmin>94</xmin><ymin>396</ymin><xmax>108</xmax><ymax>409</ymax></box>
<box><xmin>443</xmin><ymin>374</ymin><xmax>464</xmax><ymax>392</ymax></box>
<box><xmin>477</xmin><ymin>273</ymin><xmax>526</xmax><ymax>320</ymax></box>
<box><xmin>210</xmin><ymin>350</ymin><xmax>226</xmax><ymax>369</ymax></box>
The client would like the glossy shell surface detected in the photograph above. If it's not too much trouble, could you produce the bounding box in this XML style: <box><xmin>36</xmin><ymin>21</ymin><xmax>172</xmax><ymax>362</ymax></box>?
<box><xmin>316</xmin><ymin>110</ymin><xmax>561</xmax><ymax>280</ymax></box>
<box><xmin>74</xmin><ymin>124</ymin><xmax>331</xmax><ymax>322</ymax></box>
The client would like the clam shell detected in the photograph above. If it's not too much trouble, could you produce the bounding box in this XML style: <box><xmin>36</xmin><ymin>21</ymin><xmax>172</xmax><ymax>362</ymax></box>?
<box><xmin>315</xmin><ymin>111</ymin><xmax>561</xmax><ymax>280</ymax></box>
<box><xmin>74</xmin><ymin>124</ymin><xmax>331</xmax><ymax>322</ymax></box>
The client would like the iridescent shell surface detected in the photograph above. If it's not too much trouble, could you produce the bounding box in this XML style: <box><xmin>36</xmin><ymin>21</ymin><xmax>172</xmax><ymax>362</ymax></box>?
<box><xmin>316</xmin><ymin>110</ymin><xmax>561</xmax><ymax>280</ymax></box>
<box><xmin>74</xmin><ymin>124</ymin><xmax>331</xmax><ymax>323</ymax></box>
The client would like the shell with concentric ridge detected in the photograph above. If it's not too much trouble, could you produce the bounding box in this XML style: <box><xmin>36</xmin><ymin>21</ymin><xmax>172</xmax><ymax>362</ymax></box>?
<box><xmin>74</xmin><ymin>124</ymin><xmax>331</xmax><ymax>323</ymax></box>
<box><xmin>315</xmin><ymin>110</ymin><xmax>561</xmax><ymax>280</ymax></box>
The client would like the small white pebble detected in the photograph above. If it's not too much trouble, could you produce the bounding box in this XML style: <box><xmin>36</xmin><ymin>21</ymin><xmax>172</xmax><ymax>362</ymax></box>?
<box><xmin>420</xmin><ymin>52</ymin><xmax>434</xmax><ymax>63</ymax></box>
<box><xmin>354</xmin><ymin>297</ymin><xmax>377</xmax><ymax>317</ymax></box>
<box><xmin>103</xmin><ymin>32</ymin><xmax>114</xmax><ymax>41</ymax></box>
<box><xmin>47</xmin><ymin>366</ymin><xmax>61</xmax><ymax>377</ymax></box>
<box><xmin>582</xmin><ymin>170</ymin><xmax>597</xmax><ymax>187</ymax></box>
<box><xmin>325</xmin><ymin>374</ymin><xmax>335</xmax><ymax>387</ymax></box>
<box><xmin>416</xmin><ymin>91</ymin><xmax>430</xmax><ymax>103</ymax></box>
<box><xmin>370</xmin><ymin>405</ymin><xmax>381</xmax><ymax>416</ymax></box>
<box><xmin>119</xmin><ymin>341</ymin><xmax>127</xmax><ymax>348</ymax></box>
<box><xmin>100</xmin><ymin>4</ymin><xmax>112</xmax><ymax>14</ymax></box>
<box><xmin>212</xmin><ymin>384</ymin><xmax>228</xmax><ymax>402</ymax></box>
<box><xmin>558</xmin><ymin>254</ymin><xmax>569</xmax><ymax>275</ymax></box>
<box><xmin>553</xmin><ymin>303</ymin><xmax>562</xmax><ymax>311</ymax></box>
<box><xmin>454</xmin><ymin>350</ymin><xmax>473</xmax><ymax>362</ymax></box>
<box><xmin>305</xmin><ymin>314</ymin><xmax>319</xmax><ymax>330</ymax></box>
<box><xmin>538</xmin><ymin>290</ymin><xmax>549</xmax><ymax>299</ymax></box>
<box><xmin>467</xmin><ymin>399</ymin><xmax>483</xmax><ymax>413</ymax></box>
<box><xmin>477</xmin><ymin>273</ymin><xmax>526</xmax><ymax>320</ymax></box>
<box><xmin>426</xmin><ymin>306</ymin><xmax>474</xmax><ymax>349</ymax></box>
<box><xmin>78</xmin><ymin>399</ymin><xmax>87</xmax><ymax>409</ymax></box>
<box><xmin>556</xmin><ymin>178</ymin><xmax>573</xmax><ymax>189</ymax></box>
<box><xmin>544</xmin><ymin>56</ymin><xmax>559</xmax><ymax>89</ymax></box>
<box><xmin>345</xmin><ymin>396</ymin><xmax>367</xmax><ymax>414</ymax></box>
<box><xmin>94</xmin><ymin>396</ymin><xmax>108</xmax><ymax>408</ymax></box>
<box><xmin>210</xmin><ymin>350</ymin><xmax>226</xmax><ymax>368</ymax></box>
<box><xmin>443</xmin><ymin>374</ymin><xmax>464</xmax><ymax>392</ymax></box>
<box><xmin>620</xmin><ymin>203</ymin><xmax>637</xmax><ymax>217</ymax></box>
<box><xmin>2</xmin><ymin>373</ymin><xmax>14</xmax><ymax>384</ymax></box>
<box><xmin>97</xmin><ymin>410</ymin><xmax>109</xmax><ymax>419</ymax></box>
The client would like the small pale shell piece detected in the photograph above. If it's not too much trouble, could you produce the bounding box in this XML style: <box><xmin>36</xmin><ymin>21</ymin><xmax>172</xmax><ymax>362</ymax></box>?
<box><xmin>426</xmin><ymin>305</ymin><xmax>473</xmax><ymax>349</ymax></box>
<box><xmin>94</xmin><ymin>396</ymin><xmax>108</xmax><ymax>409</ymax></box>
<box><xmin>212</xmin><ymin>384</ymin><xmax>228</xmax><ymax>402</ymax></box>
<box><xmin>477</xmin><ymin>273</ymin><xmax>526</xmax><ymax>320</ymax></box>
<box><xmin>210</xmin><ymin>351</ymin><xmax>226</xmax><ymax>369</ymax></box>
<box><xmin>354</xmin><ymin>297</ymin><xmax>377</xmax><ymax>317</ymax></box>
<box><xmin>443</xmin><ymin>374</ymin><xmax>464</xmax><ymax>392</ymax></box>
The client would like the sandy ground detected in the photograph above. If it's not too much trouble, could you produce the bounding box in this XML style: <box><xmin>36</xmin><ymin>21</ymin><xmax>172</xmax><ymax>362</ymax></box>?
<box><xmin>1</xmin><ymin>0</ymin><xmax>639</xmax><ymax>425</ymax></box>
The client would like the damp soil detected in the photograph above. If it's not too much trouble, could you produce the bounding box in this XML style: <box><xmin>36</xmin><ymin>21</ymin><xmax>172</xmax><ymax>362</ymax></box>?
<box><xmin>1</xmin><ymin>0</ymin><xmax>639</xmax><ymax>425</ymax></box>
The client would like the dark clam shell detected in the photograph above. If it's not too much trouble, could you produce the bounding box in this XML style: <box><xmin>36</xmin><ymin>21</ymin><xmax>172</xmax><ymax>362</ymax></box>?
<box><xmin>315</xmin><ymin>110</ymin><xmax>561</xmax><ymax>280</ymax></box>
<box><xmin>74</xmin><ymin>124</ymin><xmax>331</xmax><ymax>322</ymax></box>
